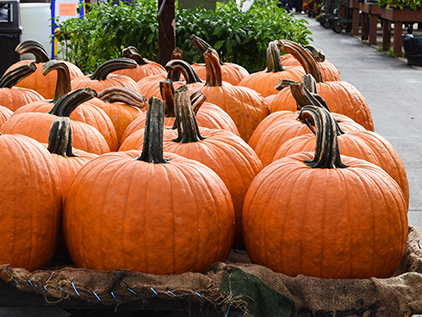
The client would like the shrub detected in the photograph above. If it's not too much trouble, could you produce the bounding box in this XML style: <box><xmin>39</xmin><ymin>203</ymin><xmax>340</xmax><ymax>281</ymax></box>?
<box><xmin>54</xmin><ymin>0</ymin><xmax>312</xmax><ymax>73</ymax></box>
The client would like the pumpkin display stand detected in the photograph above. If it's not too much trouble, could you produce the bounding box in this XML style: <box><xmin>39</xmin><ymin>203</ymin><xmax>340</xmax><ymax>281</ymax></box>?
<box><xmin>0</xmin><ymin>226</ymin><xmax>421</xmax><ymax>316</ymax></box>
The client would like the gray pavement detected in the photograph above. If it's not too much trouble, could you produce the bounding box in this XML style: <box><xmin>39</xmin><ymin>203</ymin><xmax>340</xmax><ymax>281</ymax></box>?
<box><xmin>296</xmin><ymin>14</ymin><xmax>422</xmax><ymax>229</ymax></box>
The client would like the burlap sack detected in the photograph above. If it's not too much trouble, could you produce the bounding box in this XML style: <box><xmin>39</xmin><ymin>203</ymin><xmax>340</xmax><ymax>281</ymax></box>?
<box><xmin>0</xmin><ymin>226</ymin><xmax>421</xmax><ymax>316</ymax></box>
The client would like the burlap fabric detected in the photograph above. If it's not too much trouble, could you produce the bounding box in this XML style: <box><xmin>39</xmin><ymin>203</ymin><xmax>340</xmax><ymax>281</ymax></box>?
<box><xmin>0</xmin><ymin>226</ymin><xmax>421</xmax><ymax>316</ymax></box>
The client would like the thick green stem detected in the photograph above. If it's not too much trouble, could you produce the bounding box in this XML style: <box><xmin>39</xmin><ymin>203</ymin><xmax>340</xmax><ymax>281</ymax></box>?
<box><xmin>0</xmin><ymin>63</ymin><xmax>37</xmax><ymax>88</ymax></box>
<box><xmin>43</xmin><ymin>60</ymin><xmax>72</xmax><ymax>103</ymax></box>
<box><xmin>122</xmin><ymin>46</ymin><xmax>148</xmax><ymax>65</ymax></box>
<box><xmin>97</xmin><ymin>86</ymin><xmax>148</xmax><ymax>110</ymax></box>
<box><xmin>277</xmin><ymin>40</ymin><xmax>324</xmax><ymax>83</ymax></box>
<box><xmin>49</xmin><ymin>88</ymin><xmax>97</xmax><ymax>117</ymax></box>
<box><xmin>266</xmin><ymin>41</ymin><xmax>286</xmax><ymax>72</ymax></box>
<box><xmin>165</xmin><ymin>59</ymin><xmax>203</xmax><ymax>84</ymax></box>
<box><xmin>173</xmin><ymin>85</ymin><xmax>205</xmax><ymax>144</ymax></box>
<box><xmin>299</xmin><ymin>105</ymin><xmax>347</xmax><ymax>169</ymax></box>
<box><xmin>15</xmin><ymin>40</ymin><xmax>50</xmax><ymax>62</ymax></box>
<box><xmin>136</xmin><ymin>97</ymin><xmax>168</xmax><ymax>164</ymax></box>
<box><xmin>90</xmin><ymin>58</ymin><xmax>137</xmax><ymax>81</ymax></box>
<box><xmin>47</xmin><ymin>117</ymin><xmax>77</xmax><ymax>157</ymax></box>
<box><xmin>203</xmin><ymin>48</ymin><xmax>223</xmax><ymax>87</ymax></box>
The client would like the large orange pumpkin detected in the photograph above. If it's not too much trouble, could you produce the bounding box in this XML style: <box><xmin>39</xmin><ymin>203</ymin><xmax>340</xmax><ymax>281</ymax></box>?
<box><xmin>237</xmin><ymin>41</ymin><xmax>305</xmax><ymax>97</ymax></box>
<box><xmin>0</xmin><ymin>63</ymin><xmax>44</xmax><ymax>111</ymax></box>
<box><xmin>190</xmin><ymin>35</ymin><xmax>249</xmax><ymax>86</ymax></box>
<box><xmin>0</xmin><ymin>106</ymin><xmax>13</xmax><ymax>128</ymax></box>
<box><xmin>0</xmin><ymin>132</ymin><xmax>62</xmax><ymax>271</ymax></box>
<box><xmin>3</xmin><ymin>40</ymin><xmax>84</xmax><ymax>99</ymax></box>
<box><xmin>63</xmin><ymin>97</ymin><xmax>235</xmax><ymax>274</ymax></box>
<box><xmin>199</xmin><ymin>48</ymin><xmax>269</xmax><ymax>142</ymax></box>
<box><xmin>270</xmin><ymin>40</ymin><xmax>374</xmax><ymax>131</ymax></box>
<box><xmin>243</xmin><ymin>105</ymin><xmax>408</xmax><ymax>279</ymax></box>
<box><xmin>2</xmin><ymin>88</ymin><xmax>110</xmax><ymax>154</ymax></box>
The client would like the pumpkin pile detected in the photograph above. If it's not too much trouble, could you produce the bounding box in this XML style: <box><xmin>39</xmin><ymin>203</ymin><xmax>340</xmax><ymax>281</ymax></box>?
<box><xmin>0</xmin><ymin>38</ymin><xmax>409</xmax><ymax>280</ymax></box>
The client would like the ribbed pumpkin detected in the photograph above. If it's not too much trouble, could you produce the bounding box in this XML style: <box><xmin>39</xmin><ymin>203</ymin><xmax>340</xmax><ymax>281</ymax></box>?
<box><xmin>2</xmin><ymin>88</ymin><xmax>110</xmax><ymax>154</ymax></box>
<box><xmin>0</xmin><ymin>106</ymin><xmax>13</xmax><ymax>128</ymax></box>
<box><xmin>199</xmin><ymin>48</ymin><xmax>269</xmax><ymax>142</ymax></box>
<box><xmin>63</xmin><ymin>97</ymin><xmax>235</xmax><ymax>274</ymax></box>
<box><xmin>237</xmin><ymin>41</ymin><xmax>305</xmax><ymax>97</ymax></box>
<box><xmin>160</xmin><ymin>86</ymin><xmax>262</xmax><ymax>248</ymax></box>
<box><xmin>279</xmin><ymin>43</ymin><xmax>341</xmax><ymax>81</ymax></box>
<box><xmin>120</xmin><ymin>83</ymin><xmax>240</xmax><ymax>147</ymax></box>
<box><xmin>13</xmin><ymin>60</ymin><xmax>119</xmax><ymax>152</ymax></box>
<box><xmin>273</xmin><ymin>105</ymin><xmax>409</xmax><ymax>207</ymax></box>
<box><xmin>190</xmin><ymin>35</ymin><xmax>249</xmax><ymax>86</ymax></box>
<box><xmin>71</xmin><ymin>58</ymin><xmax>141</xmax><ymax>94</ymax></box>
<box><xmin>3</xmin><ymin>40</ymin><xmax>84</xmax><ymax>99</ymax></box>
<box><xmin>270</xmin><ymin>40</ymin><xmax>374</xmax><ymax>131</ymax></box>
<box><xmin>248</xmin><ymin>77</ymin><xmax>365</xmax><ymax>166</ymax></box>
<box><xmin>0</xmin><ymin>63</ymin><xmax>44</xmax><ymax>112</ymax></box>
<box><xmin>112</xmin><ymin>46</ymin><xmax>166</xmax><ymax>82</ymax></box>
<box><xmin>0</xmin><ymin>132</ymin><xmax>62</xmax><ymax>271</ymax></box>
<box><xmin>243</xmin><ymin>105</ymin><xmax>408</xmax><ymax>279</ymax></box>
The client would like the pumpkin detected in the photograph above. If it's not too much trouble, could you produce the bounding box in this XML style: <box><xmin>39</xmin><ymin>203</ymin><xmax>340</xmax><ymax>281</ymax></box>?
<box><xmin>237</xmin><ymin>41</ymin><xmax>305</xmax><ymax>97</ymax></box>
<box><xmin>0</xmin><ymin>132</ymin><xmax>62</xmax><ymax>271</ymax></box>
<box><xmin>273</xmin><ymin>105</ymin><xmax>409</xmax><ymax>206</ymax></box>
<box><xmin>63</xmin><ymin>97</ymin><xmax>235</xmax><ymax>274</ymax></box>
<box><xmin>160</xmin><ymin>86</ymin><xmax>262</xmax><ymax>248</ymax></box>
<box><xmin>199</xmin><ymin>48</ymin><xmax>269</xmax><ymax>142</ymax></box>
<box><xmin>0</xmin><ymin>63</ymin><xmax>44</xmax><ymax>112</ymax></box>
<box><xmin>71</xmin><ymin>58</ymin><xmax>141</xmax><ymax>94</ymax></box>
<box><xmin>280</xmin><ymin>43</ymin><xmax>341</xmax><ymax>81</ymax></box>
<box><xmin>243</xmin><ymin>105</ymin><xmax>408</xmax><ymax>279</ymax></box>
<box><xmin>2</xmin><ymin>88</ymin><xmax>110</xmax><ymax>154</ymax></box>
<box><xmin>112</xmin><ymin>46</ymin><xmax>167</xmax><ymax>82</ymax></box>
<box><xmin>91</xmin><ymin>87</ymin><xmax>147</xmax><ymax>146</ymax></box>
<box><xmin>248</xmin><ymin>77</ymin><xmax>366</xmax><ymax>166</ymax></box>
<box><xmin>270</xmin><ymin>40</ymin><xmax>374</xmax><ymax>131</ymax></box>
<box><xmin>13</xmin><ymin>60</ymin><xmax>119</xmax><ymax>152</ymax></box>
<box><xmin>3</xmin><ymin>40</ymin><xmax>84</xmax><ymax>99</ymax></box>
<box><xmin>190</xmin><ymin>35</ymin><xmax>249</xmax><ymax>86</ymax></box>
<box><xmin>0</xmin><ymin>105</ymin><xmax>13</xmax><ymax>128</ymax></box>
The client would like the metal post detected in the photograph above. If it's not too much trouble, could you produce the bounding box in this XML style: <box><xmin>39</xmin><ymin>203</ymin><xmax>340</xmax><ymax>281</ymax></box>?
<box><xmin>158</xmin><ymin>0</ymin><xmax>175</xmax><ymax>67</ymax></box>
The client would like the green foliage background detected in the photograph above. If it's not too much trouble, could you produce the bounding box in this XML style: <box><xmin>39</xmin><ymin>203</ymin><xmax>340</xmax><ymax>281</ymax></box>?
<box><xmin>55</xmin><ymin>0</ymin><xmax>312</xmax><ymax>74</ymax></box>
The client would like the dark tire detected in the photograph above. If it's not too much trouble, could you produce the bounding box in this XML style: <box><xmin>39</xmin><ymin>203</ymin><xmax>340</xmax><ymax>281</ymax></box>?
<box><xmin>332</xmin><ymin>23</ymin><xmax>343</xmax><ymax>33</ymax></box>
<box><xmin>323</xmin><ymin>20</ymin><xmax>332</xmax><ymax>28</ymax></box>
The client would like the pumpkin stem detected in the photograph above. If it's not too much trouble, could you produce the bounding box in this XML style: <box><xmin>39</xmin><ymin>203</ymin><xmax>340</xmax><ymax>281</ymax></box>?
<box><xmin>203</xmin><ymin>48</ymin><xmax>223</xmax><ymax>87</ymax></box>
<box><xmin>160</xmin><ymin>80</ymin><xmax>176</xmax><ymax>117</ymax></box>
<box><xmin>167</xmin><ymin>47</ymin><xmax>184</xmax><ymax>82</ymax></box>
<box><xmin>304</xmin><ymin>44</ymin><xmax>326</xmax><ymax>62</ymax></box>
<box><xmin>165</xmin><ymin>59</ymin><xmax>203</xmax><ymax>84</ymax></box>
<box><xmin>136</xmin><ymin>97</ymin><xmax>168</xmax><ymax>164</ymax></box>
<box><xmin>299</xmin><ymin>105</ymin><xmax>348</xmax><ymax>169</ymax></box>
<box><xmin>97</xmin><ymin>86</ymin><xmax>148</xmax><ymax>110</ymax></box>
<box><xmin>0</xmin><ymin>63</ymin><xmax>37</xmax><ymax>88</ymax></box>
<box><xmin>122</xmin><ymin>46</ymin><xmax>148</xmax><ymax>65</ymax></box>
<box><xmin>190</xmin><ymin>89</ymin><xmax>206</xmax><ymax>114</ymax></box>
<box><xmin>190</xmin><ymin>34</ymin><xmax>224</xmax><ymax>66</ymax></box>
<box><xmin>47</xmin><ymin>117</ymin><xmax>77</xmax><ymax>157</ymax></box>
<box><xmin>90</xmin><ymin>58</ymin><xmax>137</xmax><ymax>81</ymax></box>
<box><xmin>49</xmin><ymin>88</ymin><xmax>97</xmax><ymax>117</ymax></box>
<box><xmin>277</xmin><ymin>40</ymin><xmax>324</xmax><ymax>83</ymax></box>
<box><xmin>15</xmin><ymin>40</ymin><xmax>50</xmax><ymax>63</ymax></box>
<box><xmin>266</xmin><ymin>41</ymin><xmax>286</xmax><ymax>72</ymax></box>
<box><xmin>43</xmin><ymin>60</ymin><xmax>72</xmax><ymax>103</ymax></box>
<box><xmin>290</xmin><ymin>75</ymin><xmax>329</xmax><ymax>111</ymax></box>
<box><xmin>173</xmin><ymin>85</ymin><xmax>205</xmax><ymax>144</ymax></box>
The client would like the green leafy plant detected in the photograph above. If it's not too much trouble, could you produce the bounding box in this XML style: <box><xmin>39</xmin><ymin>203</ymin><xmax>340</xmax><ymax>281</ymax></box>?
<box><xmin>377</xmin><ymin>0</ymin><xmax>421</xmax><ymax>10</ymax></box>
<box><xmin>54</xmin><ymin>0</ymin><xmax>312</xmax><ymax>73</ymax></box>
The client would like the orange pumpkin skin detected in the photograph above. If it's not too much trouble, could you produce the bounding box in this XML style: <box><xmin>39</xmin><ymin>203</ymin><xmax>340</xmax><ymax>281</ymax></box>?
<box><xmin>192</xmin><ymin>62</ymin><xmax>249</xmax><ymax>86</ymax></box>
<box><xmin>248</xmin><ymin>110</ymin><xmax>365</xmax><ymax>166</ymax></box>
<box><xmin>243</xmin><ymin>152</ymin><xmax>408</xmax><ymax>279</ymax></box>
<box><xmin>0</xmin><ymin>87</ymin><xmax>44</xmax><ymax>112</ymax></box>
<box><xmin>0</xmin><ymin>133</ymin><xmax>62</xmax><ymax>271</ymax></box>
<box><xmin>273</xmin><ymin>129</ymin><xmax>409</xmax><ymax>206</ymax></box>
<box><xmin>71</xmin><ymin>74</ymin><xmax>140</xmax><ymax>94</ymax></box>
<box><xmin>63</xmin><ymin>151</ymin><xmax>235</xmax><ymax>274</ymax></box>
<box><xmin>0</xmin><ymin>106</ymin><xmax>13</xmax><ymax>128</ymax></box>
<box><xmin>113</xmin><ymin>60</ymin><xmax>166</xmax><ymax>82</ymax></box>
